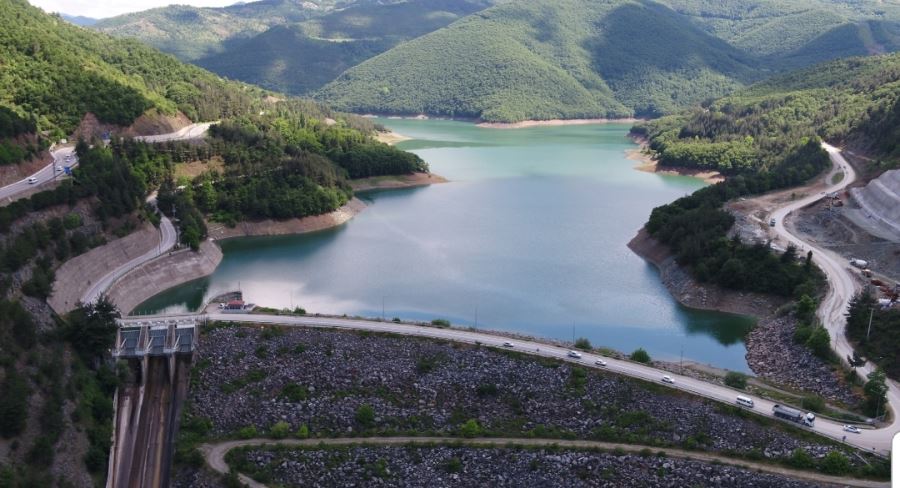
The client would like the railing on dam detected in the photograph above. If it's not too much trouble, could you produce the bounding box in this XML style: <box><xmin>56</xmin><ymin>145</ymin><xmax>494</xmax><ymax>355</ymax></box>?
<box><xmin>113</xmin><ymin>318</ymin><xmax>199</xmax><ymax>358</ymax></box>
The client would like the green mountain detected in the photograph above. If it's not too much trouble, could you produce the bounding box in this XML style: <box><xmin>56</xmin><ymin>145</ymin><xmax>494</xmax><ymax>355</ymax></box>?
<box><xmin>318</xmin><ymin>0</ymin><xmax>900</xmax><ymax>121</ymax></box>
<box><xmin>195</xmin><ymin>0</ymin><xmax>497</xmax><ymax>95</ymax></box>
<box><xmin>92</xmin><ymin>0</ymin><xmax>331</xmax><ymax>61</ymax></box>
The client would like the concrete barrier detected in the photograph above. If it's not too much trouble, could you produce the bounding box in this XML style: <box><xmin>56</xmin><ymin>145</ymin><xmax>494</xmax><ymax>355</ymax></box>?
<box><xmin>106</xmin><ymin>240</ymin><xmax>223</xmax><ymax>315</ymax></box>
<box><xmin>849</xmin><ymin>169</ymin><xmax>900</xmax><ymax>242</ymax></box>
<box><xmin>49</xmin><ymin>223</ymin><xmax>159</xmax><ymax>314</ymax></box>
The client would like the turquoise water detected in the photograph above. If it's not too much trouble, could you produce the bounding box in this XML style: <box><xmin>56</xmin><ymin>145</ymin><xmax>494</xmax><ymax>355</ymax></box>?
<box><xmin>137</xmin><ymin>119</ymin><xmax>755</xmax><ymax>371</ymax></box>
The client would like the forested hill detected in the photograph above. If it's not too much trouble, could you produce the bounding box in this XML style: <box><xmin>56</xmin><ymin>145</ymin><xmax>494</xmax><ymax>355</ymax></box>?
<box><xmin>0</xmin><ymin>0</ymin><xmax>274</xmax><ymax>139</ymax></box>
<box><xmin>635</xmin><ymin>52</ymin><xmax>900</xmax><ymax>175</ymax></box>
<box><xmin>633</xmin><ymin>52</ymin><xmax>900</xmax><ymax>303</ymax></box>
<box><xmin>318</xmin><ymin>0</ymin><xmax>900</xmax><ymax>122</ymax></box>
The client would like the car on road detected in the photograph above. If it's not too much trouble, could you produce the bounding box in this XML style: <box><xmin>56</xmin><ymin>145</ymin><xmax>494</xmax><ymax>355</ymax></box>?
<box><xmin>567</xmin><ymin>350</ymin><xmax>582</xmax><ymax>359</ymax></box>
<box><xmin>769</xmin><ymin>218</ymin><xmax>776</xmax><ymax>227</ymax></box>
<box><xmin>55</xmin><ymin>165</ymin><xmax>63</xmax><ymax>172</ymax></box>
<box><xmin>594</xmin><ymin>359</ymin><xmax>607</xmax><ymax>366</ymax></box>
<box><xmin>27</xmin><ymin>177</ymin><xmax>37</xmax><ymax>184</ymax></box>
<box><xmin>502</xmin><ymin>341</ymin><xmax>514</xmax><ymax>348</ymax></box>
<box><xmin>843</xmin><ymin>424</ymin><xmax>861</xmax><ymax>434</ymax></box>
<box><xmin>661</xmin><ymin>375</ymin><xmax>674</xmax><ymax>384</ymax></box>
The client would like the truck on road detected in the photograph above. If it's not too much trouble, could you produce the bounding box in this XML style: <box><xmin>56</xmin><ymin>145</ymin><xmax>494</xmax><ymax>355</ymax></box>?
<box><xmin>772</xmin><ymin>404</ymin><xmax>815</xmax><ymax>426</ymax></box>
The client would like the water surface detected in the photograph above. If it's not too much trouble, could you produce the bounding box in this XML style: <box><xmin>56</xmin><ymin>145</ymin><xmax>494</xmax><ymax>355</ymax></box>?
<box><xmin>137</xmin><ymin>120</ymin><xmax>754</xmax><ymax>371</ymax></box>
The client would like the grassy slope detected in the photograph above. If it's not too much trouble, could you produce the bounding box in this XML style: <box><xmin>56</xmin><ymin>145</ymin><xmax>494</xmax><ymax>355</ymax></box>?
<box><xmin>319</xmin><ymin>0</ymin><xmax>900</xmax><ymax>121</ymax></box>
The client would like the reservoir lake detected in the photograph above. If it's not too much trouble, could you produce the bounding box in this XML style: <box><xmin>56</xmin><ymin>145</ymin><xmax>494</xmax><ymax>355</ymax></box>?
<box><xmin>137</xmin><ymin>119</ymin><xmax>755</xmax><ymax>372</ymax></box>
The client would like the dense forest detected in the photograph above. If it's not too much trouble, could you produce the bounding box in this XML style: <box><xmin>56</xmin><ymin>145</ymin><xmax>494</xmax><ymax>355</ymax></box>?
<box><xmin>92</xmin><ymin>0</ymin><xmax>900</xmax><ymax>122</ymax></box>
<box><xmin>317</xmin><ymin>0</ymin><xmax>900</xmax><ymax>121</ymax></box>
<box><xmin>635</xmin><ymin>53</ymin><xmax>900</xmax><ymax>174</ymax></box>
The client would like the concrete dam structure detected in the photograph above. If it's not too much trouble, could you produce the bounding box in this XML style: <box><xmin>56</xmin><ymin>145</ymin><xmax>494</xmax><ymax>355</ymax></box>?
<box><xmin>106</xmin><ymin>320</ymin><xmax>198</xmax><ymax>488</ymax></box>
<box><xmin>849</xmin><ymin>169</ymin><xmax>900</xmax><ymax>242</ymax></box>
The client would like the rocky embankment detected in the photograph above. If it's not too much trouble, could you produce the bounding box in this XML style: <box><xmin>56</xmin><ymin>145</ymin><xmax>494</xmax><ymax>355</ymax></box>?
<box><xmin>209</xmin><ymin>446</ymin><xmax>822</xmax><ymax>488</ymax></box>
<box><xmin>627</xmin><ymin>229</ymin><xmax>858</xmax><ymax>405</ymax></box>
<box><xmin>187</xmin><ymin>326</ymin><xmax>848</xmax><ymax>463</ymax></box>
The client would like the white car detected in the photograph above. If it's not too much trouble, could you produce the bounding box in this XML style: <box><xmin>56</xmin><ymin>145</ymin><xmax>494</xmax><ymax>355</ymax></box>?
<box><xmin>843</xmin><ymin>425</ymin><xmax>861</xmax><ymax>434</ymax></box>
<box><xmin>567</xmin><ymin>350</ymin><xmax>582</xmax><ymax>359</ymax></box>
<box><xmin>661</xmin><ymin>375</ymin><xmax>674</xmax><ymax>384</ymax></box>
<box><xmin>26</xmin><ymin>177</ymin><xmax>37</xmax><ymax>184</ymax></box>
<box><xmin>594</xmin><ymin>359</ymin><xmax>607</xmax><ymax>366</ymax></box>
<box><xmin>502</xmin><ymin>341</ymin><xmax>514</xmax><ymax>348</ymax></box>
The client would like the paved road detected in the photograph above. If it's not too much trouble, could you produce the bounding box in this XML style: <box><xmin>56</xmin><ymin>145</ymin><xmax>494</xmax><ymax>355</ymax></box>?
<box><xmin>201</xmin><ymin>437</ymin><xmax>889</xmax><ymax>488</ymax></box>
<box><xmin>770</xmin><ymin>143</ymin><xmax>900</xmax><ymax>451</ymax></box>
<box><xmin>0</xmin><ymin>146</ymin><xmax>77</xmax><ymax>202</ymax></box>
<box><xmin>0</xmin><ymin>122</ymin><xmax>214</xmax><ymax>203</ymax></box>
<box><xmin>122</xmin><ymin>310</ymin><xmax>890</xmax><ymax>455</ymax></box>
<box><xmin>82</xmin><ymin>204</ymin><xmax>176</xmax><ymax>305</ymax></box>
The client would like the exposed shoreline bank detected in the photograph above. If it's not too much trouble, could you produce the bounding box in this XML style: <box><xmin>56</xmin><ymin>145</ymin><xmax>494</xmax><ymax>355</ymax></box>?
<box><xmin>477</xmin><ymin>118</ymin><xmax>642</xmax><ymax>129</ymax></box>
<box><xmin>375</xmin><ymin>130</ymin><xmax>411</xmax><ymax>145</ymax></box>
<box><xmin>351</xmin><ymin>172</ymin><xmax>448</xmax><ymax>192</ymax></box>
<box><xmin>626</xmin><ymin>134</ymin><xmax>724</xmax><ymax>184</ymax></box>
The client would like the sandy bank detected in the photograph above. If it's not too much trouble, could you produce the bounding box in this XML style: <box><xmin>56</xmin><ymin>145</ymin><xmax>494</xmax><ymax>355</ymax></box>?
<box><xmin>107</xmin><ymin>240</ymin><xmax>222</xmax><ymax>315</ymax></box>
<box><xmin>207</xmin><ymin>197</ymin><xmax>368</xmax><ymax>241</ymax></box>
<box><xmin>477</xmin><ymin>118</ymin><xmax>641</xmax><ymax>129</ymax></box>
<box><xmin>626</xmin><ymin>135</ymin><xmax>724</xmax><ymax>184</ymax></box>
<box><xmin>375</xmin><ymin>130</ymin><xmax>411</xmax><ymax>145</ymax></box>
<box><xmin>351</xmin><ymin>172</ymin><xmax>448</xmax><ymax>192</ymax></box>
<box><xmin>49</xmin><ymin>222</ymin><xmax>160</xmax><ymax>314</ymax></box>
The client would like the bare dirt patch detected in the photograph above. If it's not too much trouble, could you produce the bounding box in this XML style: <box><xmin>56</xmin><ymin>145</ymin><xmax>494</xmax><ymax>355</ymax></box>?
<box><xmin>174</xmin><ymin>156</ymin><xmax>225</xmax><ymax>180</ymax></box>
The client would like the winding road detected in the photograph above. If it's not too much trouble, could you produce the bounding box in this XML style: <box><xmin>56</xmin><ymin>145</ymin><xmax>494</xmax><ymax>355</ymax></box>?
<box><xmin>200</xmin><ymin>437</ymin><xmax>889</xmax><ymax>488</ymax></box>
<box><xmin>0</xmin><ymin>122</ymin><xmax>214</xmax><ymax>204</ymax></box>
<box><xmin>0</xmin><ymin>146</ymin><xmax>77</xmax><ymax>202</ymax></box>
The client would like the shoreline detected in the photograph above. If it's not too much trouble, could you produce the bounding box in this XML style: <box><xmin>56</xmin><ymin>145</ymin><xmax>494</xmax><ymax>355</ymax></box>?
<box><xmin>375</xmin><ymin>130</ymin><xmax>411</xmax><ymax>145</ymax></box>
<box><xmin>350</xmin><ymin>172</ymin><xmax>448</xmax><ymax>192</ymax></box>
<box><xmin>477</xmin><ymin>118</ymin><xmax>642</xmax><ymax>129</ymax></box>
<box><xmin>207</xmin><ymin>197</ymin><xmax>368</xmax><ymax>241</ymax></box>
<box><xmin>626</xmin><ymin>134</ymin><xmax>724</xmax><ymax>185</ymax></box>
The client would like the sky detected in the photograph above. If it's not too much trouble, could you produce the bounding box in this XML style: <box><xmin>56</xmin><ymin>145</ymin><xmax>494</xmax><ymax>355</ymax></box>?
<box><xmin>29</xmin><ymin>0</ymin><xmax>238</xmax><ymax>19</ymax></box>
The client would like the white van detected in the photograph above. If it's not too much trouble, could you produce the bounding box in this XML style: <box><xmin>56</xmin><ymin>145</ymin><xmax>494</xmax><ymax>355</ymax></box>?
<box><xmin>736</xmin><ymin>396</ymin><xmax>754</xmax><ymax>408</ymax></box>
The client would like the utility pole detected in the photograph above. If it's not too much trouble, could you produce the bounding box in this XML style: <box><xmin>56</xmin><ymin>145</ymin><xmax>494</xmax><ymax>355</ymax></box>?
<box><xmin>382</xmin><ymin>295</ymin><xmax>385</xmax><ymax>321</ymax></box>
<box><xmin>866</xmin><ymin>307</ymin><xmax>875</xmax><ymax>341</ymax></box>
<box><xmin>680</xmin><ymin>346</ymin><xmax>684</xmax><ymax>374</ymax></box>
<box><xmin>572</xmin><ymin>320</ymin><xmax>575</xmax><ymax>344</ymax></box>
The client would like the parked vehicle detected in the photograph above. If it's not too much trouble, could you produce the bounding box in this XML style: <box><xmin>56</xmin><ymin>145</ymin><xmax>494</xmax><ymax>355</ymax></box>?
<box><xmin>736</xmin><ymin>396</ymin><xmax>754</xmax><ymax>408</ymax></box>
<box><xmin>850</xmin><ymin>259</ymin><xmax>869</xmax><ymax>268</ymax></box>
<box><xmin>772</xmin><ymin>404</ymin><xmax>815</xmax><ymax>426</ymax></box>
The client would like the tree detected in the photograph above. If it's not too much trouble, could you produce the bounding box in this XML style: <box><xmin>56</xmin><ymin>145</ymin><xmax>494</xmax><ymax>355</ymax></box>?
<box><xmin>355</xmin><ymin>404</ymin><xmax>375</xmax><ymax>427</ymax></box>
<box><xmin>805</xmin><ymin>325</ymin><xmax>831</xmax><ymax>359</ymax></box>
<box><xmin>630</xmin><ymin>348</ymin><xmax>651</xmax><ymax>364</ymax></box>
<box><xmin>796</xmin><ymin>295</ymin><xmax>817</xmax><ymax>324</ymax></box>
<box><xmin>459</xmin><ymin>419</ymin><xmax>481</xmax><ymax>438</ymax></box>
<box><xmin>295</xmin><ymin>424</ymin><xmax>310</xmax><ymax>439</ymax></box>
<box><xmin>819</xmin><ymin>451</ymin><xmax>851</xmax><ymax>475</ymax></box>
<box><xmin>863</xmin><ymin>370</ymin><xmax>888</xmax><ymax>418</ymax></box>
<box><xmin>788</xmin><ymin>448</ymin><xmax>814</xmax><ymax>469</ymax></box>
<box><xmin>269</xmin><ymin>421</ymin><xmax>290</xmax><ymax>439</ymax></box>
<box><xmin>66</xmin><ymin>295</ymin><xmax>120</xmax><ymax>363</ymax></box>
<box><xmin>0</xmin><ymin>370</ymin><xmax>29</xmax><ymax>438</ymax></box>
<box><xmin>724</xmin><ymin>371</ymin><xmax>747</xmax><ymax>389</ymax></box>
<box><xmin>574</xmin><ymin>337</ymin><xmax>592</xmax><ymax>351</ymax></box>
